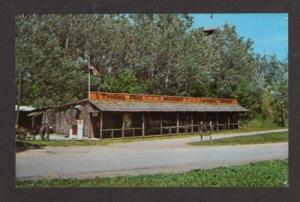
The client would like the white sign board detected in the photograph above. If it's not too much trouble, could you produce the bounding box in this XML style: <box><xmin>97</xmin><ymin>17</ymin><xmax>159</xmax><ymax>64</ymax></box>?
<box><xmin>77</xmin><ymin>120</ymin><xmax>84</xmax><ymax>139</ymax></box>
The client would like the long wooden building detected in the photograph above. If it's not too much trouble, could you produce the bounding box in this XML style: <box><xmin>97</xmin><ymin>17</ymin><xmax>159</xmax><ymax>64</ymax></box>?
<box><xmin>30</xmin><ymin>92</ymin><xmax>248</xmax><ymax>139</ymax></box>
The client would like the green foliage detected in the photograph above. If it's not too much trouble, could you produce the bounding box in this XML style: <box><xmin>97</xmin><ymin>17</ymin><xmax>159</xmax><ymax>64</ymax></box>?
<box><xmin>15</xmin><ymin>14</ymin><xmax>288</xmax><ymax>126</ymax></box>
<box><xmin>16</xmin><ymin>160</ymin><xmax>288</xmax><ymax>187</ymax></box>
<box><xmin>190</xmin><ymin>132</ymin><xmax>288</xmax><ymax>146</ymax></box>
<box><xmin>246</xmin><ymin>116</ymin><xmax>283</xmax><ymax>130</ymax></box>
<box><xmin>103</xmin><ymin>69</ymin><xmax>147</xmax><ymax>93</ymax></box>
<box><xmin>256</xmin><ymin>56</ymin><xmax>288</xmax><ymax>126</ymax></box>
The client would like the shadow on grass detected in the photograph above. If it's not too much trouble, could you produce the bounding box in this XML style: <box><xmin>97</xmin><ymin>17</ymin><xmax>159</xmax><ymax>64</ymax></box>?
<box><xmin>16</xmin><ymin>141</ymin><xmax>46</xmax><ymax>152</ymax></box>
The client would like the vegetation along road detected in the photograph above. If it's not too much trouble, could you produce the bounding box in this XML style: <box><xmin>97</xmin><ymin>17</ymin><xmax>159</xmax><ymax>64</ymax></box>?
<box><xmin>17</xmin><ymin>160</ymin><xmax>288</xmax><ymax>187</ymax></box>
<box><xmin>16</xmin><ymin>129</ymin><xmax>288</xmax><ymax>180</ymax></box>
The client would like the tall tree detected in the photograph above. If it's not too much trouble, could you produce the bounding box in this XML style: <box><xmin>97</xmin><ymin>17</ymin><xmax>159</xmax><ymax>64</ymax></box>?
<box><xmin>15</xmin><ymin>14</ymin><xmax>288</xmax><ymax>126</ymax></box>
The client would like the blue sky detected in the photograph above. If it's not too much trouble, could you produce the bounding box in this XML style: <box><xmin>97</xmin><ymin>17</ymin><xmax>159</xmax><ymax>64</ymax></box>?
<box><xmin>191</xmin><ymin>13</ymin><xmax>288</xmax><ymax>60</ymax></box>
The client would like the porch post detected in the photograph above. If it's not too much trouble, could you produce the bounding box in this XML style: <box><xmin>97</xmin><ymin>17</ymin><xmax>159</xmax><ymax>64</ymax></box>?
<box><xmin>122</xmin><ymin>119</ymin><xmax>125</xmax><ymax>138</ymax></box>
<box><xmin>142</xmin><ymin>113</ymin><xmax>145</xmax><ymax>137</ymax></box>
<box><xmin>99</xmin><ymin>111</ymin><xmax>103</xmax><ymax>139</ymax></box>
<box><xmin>216</xmin><ymin>113</ymin><xmax>218</xmax><ymax>132</ymax></box>
<box><xmin>176</xmin><ymin>112</ymin><xmax>179</xmax><ymax>134</ymax></box>
<box><xmin>237</xmin><ymin>112</ymin><xmax>240</xmax><ymax>129</ymax></box>
<box><xmin>191</xmin><ymin>114</ymin><xmax>194</xmax><ymax>133</ymax></box>
<box><xmin>31</xmin><ymin>115</ymin><xmax>35</xmax><ymax>129</ymax></box>
<box><xmin>227</xmin><ymin>113</ymin><xmax>230</xmax><ymax>130</ymax></box>
<box><xmin>160</xmin><ymin>112</ymin><xmax>163</xmax><ymax>135</ymax></box>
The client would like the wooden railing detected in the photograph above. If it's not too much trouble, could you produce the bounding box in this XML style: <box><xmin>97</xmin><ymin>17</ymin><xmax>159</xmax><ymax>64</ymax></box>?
<box><xmin>102</xmin><ymin>127</ymin><xmax>142</xmax><ymax>138</ymax></box>
<box><xmin>100</xmin><ymin>122</ymin><xmax>244</xmax><ymax>139</ymax></box>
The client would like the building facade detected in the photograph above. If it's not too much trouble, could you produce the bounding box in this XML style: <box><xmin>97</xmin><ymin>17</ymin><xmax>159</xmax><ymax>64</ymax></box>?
<box><xmin>30</xmin><ymin>92</ymin><xmax>248</xmax><ymax>138</ymax></box>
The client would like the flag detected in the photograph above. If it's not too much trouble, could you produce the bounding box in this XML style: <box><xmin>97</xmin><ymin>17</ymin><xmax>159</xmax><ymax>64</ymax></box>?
<box><xmin>88</xmin><ymin>63</ymin><xmax>100</xmax><ymax>76</ymax></box>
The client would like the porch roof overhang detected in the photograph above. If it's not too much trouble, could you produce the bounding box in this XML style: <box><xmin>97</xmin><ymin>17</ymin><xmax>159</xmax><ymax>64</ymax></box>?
<box><xmin>27</xmin><ymin>111</ymin><xmax>43</xmax><ymax>117</ymax></box>
<box><xmin>90</xmin><ymin>100</ymin><xmax>248</xmax><ymax>112</ymax></box>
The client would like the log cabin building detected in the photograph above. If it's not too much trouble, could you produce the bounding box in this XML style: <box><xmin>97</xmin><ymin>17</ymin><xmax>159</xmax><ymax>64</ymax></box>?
<box><xmin>29</xmin><ymin>92</ymin><xmax>248</xmax><ymax>139</ymax></box>
<box><xmin>15</xmin><ymin>105</ymin><xmax>35</xmax><ymax>128</ymax></box>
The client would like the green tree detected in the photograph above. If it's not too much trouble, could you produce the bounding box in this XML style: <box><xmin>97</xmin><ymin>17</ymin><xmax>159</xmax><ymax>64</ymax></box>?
<box><xmin>103</xmin><ymin>69</ymin><xmax>147</xmax><ymax>93</ymax></box>
<box><xmin>15</xmin><ymin>14</ymin><xmax>288</xmax><ymax>126</ymax></box>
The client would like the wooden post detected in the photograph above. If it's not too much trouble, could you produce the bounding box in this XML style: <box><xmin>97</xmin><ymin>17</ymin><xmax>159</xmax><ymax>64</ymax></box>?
<box><xmin>31</xmin><ymin>115</ymin><xmax>36</xmax><ymax>140</ymax></box>
<box><xmin>31</xmin><ymin>116</ymin><xmax>35</xmax><ymax>129</ymax></box>
<box><xmin>227</xmin><ymin>114</ymin><xmax>230</xmax><ymax>130</ymax></box>
<box><xmin>99</xmin><ymin>111</ymin><xmax>103</xmax><ymax>140</ymax></box>
<box><xmin>200</xmin><ymin>122</ymin><xmax>203</xmax><ymax>142</ymax></box>
<box><xmin>209</xmin><ymin>121</ymin><xmax>212</xmax><ymax>143</ymax></box>
<box><xmin>122</xmin><ymin>121</ymin><xmax>125</xmax><ymax>139</ymax></box>
<box><xmin>160</xmin><ymin>112</ymin><xmax>163</xmax><ymax>135</ymax></box>
<box><xmin>216</xmin><ymin>113</ymin><xmax>218</xmax><ymax>132</ymax></box>
<box><xmin>111</xmin><ymin>114</ymin><xmax>114</xmax><ymax>138</ymax></box>
<box><xmin>176</xmin><ymin>113</ymin><xmax>179</xmax><ymax>134</ymax></box>
<box><xmin>142</xmin><ymin>113</ymin><xmax>145</xmax><ymax>137</ymax></box>
<box><xmin>204</xmin><ymin>112</ymin><xmax>206</xmax><ymax>124</ymax></box>
<box><xmin>237</xmin><ymin>113</ymin><xmax>240</xmax><ymax>129</ymax></box>
<box><xmin>191</xmin><ymin>114</ymin><xmax>194</xmax><ymax>133</ymax></box>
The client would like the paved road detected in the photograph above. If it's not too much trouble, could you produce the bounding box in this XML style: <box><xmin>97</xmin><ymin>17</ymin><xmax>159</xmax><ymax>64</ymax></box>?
<box><xmin>16</xmin><ymin>129</ymin><xmax>288</xmax><ymax>180</ymax></box>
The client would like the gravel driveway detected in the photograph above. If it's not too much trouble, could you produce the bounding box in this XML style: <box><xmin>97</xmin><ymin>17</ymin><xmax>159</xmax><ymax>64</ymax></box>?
<box><xmin>16</xmin><ymin>129</ymin><xmax>288</xmax><ymax>180</ymax></box>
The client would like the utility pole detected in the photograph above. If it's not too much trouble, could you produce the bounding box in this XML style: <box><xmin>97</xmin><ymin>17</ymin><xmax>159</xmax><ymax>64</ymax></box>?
<box><xmin>16</xmin><ymin>67</ymin><xmax>21</xmax><ymax>128</ymax></box>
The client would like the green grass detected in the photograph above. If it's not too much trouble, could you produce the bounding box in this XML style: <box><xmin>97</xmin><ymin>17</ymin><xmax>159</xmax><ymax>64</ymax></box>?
<box><xmin>18</xmin><ymin>139</ymin><xmax>110</xmax><ymax>147</ymax></box>
<box><xmin>14</xmin><ymin>130</ymin><xmax>269</xmax><ymax>148</ymax></box>
<box><xmin>190</xmin><ymin>132</ymin><xmax>288</xmax><ymax>146</ymax></box>
<box><xmin>16</xmin><ymin>134</ymin><xmax>198</xmax><ymax>149</ymax></box>
<box><xmin>18</xmin><ymin>128</ymin><xmax>287</xmax><ymax>148</ymax></box>
<box><xmin>16</xmin><ymin>159</ymin><xmax>288</xmax><ymax>187</ymax></box>
<box><xmin>246</xmin><ymin>116</ymin><xmax>284</xmax><ymax>130</ymax></box>
<box><xmin>16</xmin><ymin>117</ymin><xmax>287</xmax><ymax>149</ymax></box>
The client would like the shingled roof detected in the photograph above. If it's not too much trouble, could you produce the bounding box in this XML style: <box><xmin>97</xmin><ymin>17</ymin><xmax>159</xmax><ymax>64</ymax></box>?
<box><xmin>31</xmin><ymin>92</ymin><xmax>248</xmax><ymax>113</ymax></box>
<box><xmin>90</xmin><ymin>100</ymin><xmax>248</xmax><ymax>112</ymax></box>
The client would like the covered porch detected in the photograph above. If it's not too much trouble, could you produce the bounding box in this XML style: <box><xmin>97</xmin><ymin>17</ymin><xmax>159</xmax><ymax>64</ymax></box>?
<box><xmin>91</xmin><ymin>111</ymin><xmax>246</xmax><ymax>139</ymax></box>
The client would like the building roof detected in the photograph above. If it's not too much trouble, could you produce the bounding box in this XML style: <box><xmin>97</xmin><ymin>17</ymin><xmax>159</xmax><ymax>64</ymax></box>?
<box><xmin>203</xmin><ymin>27</ymin><xmax>217</xmax><ymax>35</ymax></box>
<box><xmin>30</xmin><ymin>92</ymin><xmax>248</xmax><ymax>113</ymax></box>
<box><xmin>15</xmin><ymin>105</ymin><xmax>36</xmax><ymax>112</ymax></box>
<box><xmin>90</xmin><ymin>100</ymin><xmax>248</xmax><ymax>112</ymax></box>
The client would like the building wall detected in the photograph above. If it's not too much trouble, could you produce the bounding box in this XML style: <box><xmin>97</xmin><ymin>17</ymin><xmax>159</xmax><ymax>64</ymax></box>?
<box><xmin>39</xmin><ymin>103</ymin><xmax>242</xmax><ymax>138</ymax></box>
<box><xmin>40</xmin><ymin>102</ymin><xmax>99</xmax><ymax>138</ymax></box>
<box><xmin>53</xmin><ymin>108</ymin><xmax>77</xmax><ymax>135</ymax></box>
<box><xmin>18</xmin><ymin>111</ymin><xmax>33</xmax><ymax>129</ymax></box>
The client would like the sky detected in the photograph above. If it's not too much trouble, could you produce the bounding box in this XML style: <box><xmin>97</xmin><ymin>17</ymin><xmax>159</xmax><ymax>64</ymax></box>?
<box><xmin>191</xmin><ymin>13</ymin><xmax>288</xmax><ymax>60</ymax></box>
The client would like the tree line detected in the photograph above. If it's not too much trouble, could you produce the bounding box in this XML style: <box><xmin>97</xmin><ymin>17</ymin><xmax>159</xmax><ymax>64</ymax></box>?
<box><xmin>15</xmin><ymin>14</ymin><xmax>288</xmax><ymax>126</ymax></box>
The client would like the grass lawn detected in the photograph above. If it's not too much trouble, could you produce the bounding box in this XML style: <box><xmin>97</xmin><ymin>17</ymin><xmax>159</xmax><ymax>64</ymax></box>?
<box><xmin>17</xmin><ymin>139</ymin><xmax>110</xmax><ymax>148</ymax></box>
<box><xmin>16</xmin><ymin>133</ymin><xmax>199</xmax><ymax>149</ymax></box>
<box><xmin>190</xmin><ymin>132</ymin><xmax>288</xmax><ymax>146</ymax></box>
<box><xmin>16</xmin><ymin>159</ymin><xmax>288</xmax><ymax>187</ymax></box>
<box><xmin>17</xmin><ymin>128</ymin><xmax>287</xmax><ymax>149</ymax></box>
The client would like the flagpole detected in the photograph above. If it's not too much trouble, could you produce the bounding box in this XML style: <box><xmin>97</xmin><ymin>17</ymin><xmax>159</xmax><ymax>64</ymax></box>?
<box><xmin>88</xmin><ymin>67</ymin><xmax>90</xmax><ymax>99</ymax></box>
<box><xmin>88</xmin><ymin>55</ymin><xmax>91</xmax><ymax>99</ymax></box>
